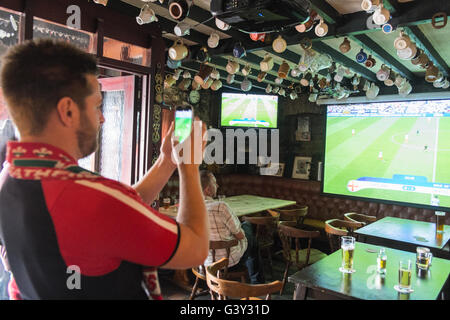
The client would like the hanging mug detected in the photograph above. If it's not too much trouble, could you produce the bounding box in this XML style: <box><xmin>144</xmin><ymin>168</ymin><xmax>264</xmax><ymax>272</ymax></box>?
<box><xmin>167</xmin><ymin>56</ymin><xmax>181</xmax><ymax>69</ymax></box>
<box><xmin>242</xmin><ymin>64</ymin><xmax>251</xmax><ymax>76</ymax></box>
<box><xmin>257</xmin><ymin>71</ymin><xmax>267</xmax><ymax>82</ymax></box>
<box><xmin>233</xmin><ymin>42</ymin><xmax>246</xmax><ymax>58</ymax></box>
<box><xmin>300</xmin><ymin>73</ymin><xmax>312</xmax><ymax>87</ymax></box>
<box><xmin>226</xmin><ymin>59</ymin><xmax>240</xmax><ymax>74</ymax></box>
<box><xmin>168</xmin><ymin>0</ymin><xmax>190</xmax><ymax>21</ymax></box>
<box><xmin>196</xmin><ymin>47</ymin><xmax>210</xmax><ymax>63</ymax></box>
<box><xmin>174</xmin><ymin>22</ymin><xmax>191</xmax><ymax>37</ymax></box>
<box><xmin>372</xmin><ymin>4</ymin><xmax>390</xmax><ymax>25</ymax></box>
<box><xmin>365</xmin><ymin>55</ymin><xmax>376</xmax><ymax>68</ymax></box>
<box><xmin>207</xmin><ymin>32</ymin><xmax>220</xmax><ymax>49</ymax></box>
<box><xmin>210</xmin><ymin>68</ymin><xmax>220</xmax><ymax>80</ymax></box>
<box><xmin>211</xmin><ymin>79</ymin><xmax>222</xmax><ymax>91</ymax></box>
<box><xmin>136</xmin><ymin>5</ymin><xmax>158</xmax><ymax>25</ymax></box>
<box><xmin>164</xmin><ymin>74</ymin><xmax>176</xmax><ymax>88</ymax></box>
<box><xmin>397</xmin><ymin>43</ymin><xmax>417</xmax><ymax>60</ymax></box>
<box><xmin>226</xmin><ymin>73</ymin><xmax>235</xmax><ymax>84</ymax></box>
<box><xmin>168</xmin><ymin>39</ymin><xmax>188</xmax><ymax>61</ymax></box>
<box><xmin>376</xmin><ymin>64</ymin><xmax>390</xmax><ymax>81</ymax></box>
<box><xmin>339</xmin><ymin>37</ymin><xmax>351</xmax><ymax>54</ymax></box>
<box><xmin>425</xmin><ymin>63</ymin><xmax>439</xmax><ymax>83</ymax></box>
<box><xmin>241</xmin><ymin>78</ymin><xmax>252</xmax><ymax>92</ymax></box>
<box><xmin>194</xmin><ymin>63</ymin><xmax>213</xmax><ymax>85</ymax></box>
<box><xmin>315</xmin><ymin>19</ymin><xmax>328</xmax><ymax>37</ymax></box>
<box><xmin>278</xmin><ymin>60</ymin><xmax>290</xmax><ymax>79</ymax></box>
<box><xmin>384</xmin><ymin>70</ymin><xmax>396</xmax><ymax>86</ymax></box>
<box><xmin>394</xmin><ymin>32</ymin><xmax>412</xmax><ymax>50</ymax></box>
<box><xmin>201</xmin><ymin>77</ymin><xmax>214</xmax><ymax>90</ymax></box>
<box><xmin>265</xmin><ymin>83</ymin><xmax>273</xmax><ymax>94</ymax></box>
<box><xmin>215</xmin><ymin>18</ymin><xmax>230</xmax><ymax>31</ymax></box>
<box><xmin>178</xmin><ymin>78</ymin><xmax>192</xmax><ymax>91</ymax></box>
<box><xmin>272</xmin><ymin>35</ymin><xmax>287</xmax><ymax>53</ymax></box>
<box><xmin>356</xmin><ymin>49</ymin><xmax>368</xmax><ymax>63</ymax></box>
<box><xmin>361</xmin><ymin>0</ymin><xmax>380</xmax><ymax>12</ymax></box>
<box><xmin>260</xmin><ymin>53</ymin><xmax>274</xmax><ymax>72</ymax></box>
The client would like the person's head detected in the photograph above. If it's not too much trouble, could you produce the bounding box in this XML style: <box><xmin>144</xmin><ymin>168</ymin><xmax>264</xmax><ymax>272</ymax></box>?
<box><xmin>0</xmin><ymin>39</ymin><xmax>103</xmax><ymax>158</ymax></box>
<box><xmin>200</xmin><ymin>170</ymin><xmax>218</xmax><ymax>198</ymax></box>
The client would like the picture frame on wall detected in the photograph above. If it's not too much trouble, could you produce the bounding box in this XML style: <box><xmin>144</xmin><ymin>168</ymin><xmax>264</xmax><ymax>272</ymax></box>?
<box><xmin>295</xmin><ymin>116</ymin><xmax>311</xmax><ymax>141</ymax></box>
<box><xmin>260</xmin><ymin>162</ymin><xmax>285</xmax><ymax>177</ymax></box>
<box><xmin>292</xmin><ymin>156</ymin><xmax>312</xmax><ymax>179</ymax></box>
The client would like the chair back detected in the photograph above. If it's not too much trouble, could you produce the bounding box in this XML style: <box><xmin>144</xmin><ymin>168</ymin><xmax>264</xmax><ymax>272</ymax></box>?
<box><xmin>325</xmin><ymin>219</ymin><xmax>363</xmax><ymax>252</ymax></box>
<box><xmin>242</xmin><ymin>214</ymin><xmax>278</xmax><ymax>246</ymax></box>
<box><xmin>274</xmin><ymin>205</ymin><xmax>308</xmax><ymax>225</ymax></box>
<box><xmin>278</xmin><ymin>221</ymin><xmax>320</xmax><ymax>267</ymax></box>
<box><xmin>344</xmin><ymin>212</ymin><xmax>377</xmax><ymax>226</ymax></box>
<box><xmin>206</xmin><ymin>258</ymin><xmax>282</xmax><ymax>300</ymax></box>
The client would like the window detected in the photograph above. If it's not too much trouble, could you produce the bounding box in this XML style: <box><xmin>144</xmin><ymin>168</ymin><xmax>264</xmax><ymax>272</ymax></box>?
<box><xmin>103</xmin><ymin>37</ymin><xmax>150</xmax><ymax>66</ymax></box>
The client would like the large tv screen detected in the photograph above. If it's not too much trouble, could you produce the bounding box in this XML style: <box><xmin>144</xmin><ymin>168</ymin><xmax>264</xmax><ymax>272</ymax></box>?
<box><xmin>322</xmin><ymin>99</ymin><xmax>450</xmax><ymax>211</ymax></box>
<box><xmin>220</xmin><ymin>92</ymin><xmax>278</xmax><ymax>128</ymax></box>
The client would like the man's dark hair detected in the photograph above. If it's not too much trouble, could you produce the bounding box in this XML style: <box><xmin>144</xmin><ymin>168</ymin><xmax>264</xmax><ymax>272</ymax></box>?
<box><xmin>0</xmin><ymin>39</ymin><xmax>98</xmax><ymax>135</ymax></box>
<box><xmin>199</xmin><ymin>170</ymin><xmax>213</xmax><ymax>190</ymax></box>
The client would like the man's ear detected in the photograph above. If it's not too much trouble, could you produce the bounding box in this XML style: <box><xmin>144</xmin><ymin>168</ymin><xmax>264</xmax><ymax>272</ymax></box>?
<box><xmin>56</xmin><ymin>97</ymin><xmax>79</xmax><ymax>127</ymax></box>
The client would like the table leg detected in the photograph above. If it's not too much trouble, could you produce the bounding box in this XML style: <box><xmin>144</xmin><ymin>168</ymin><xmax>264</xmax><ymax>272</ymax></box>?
<box><xmin>293</xmin><ymin>283</ymin><xmax>308</xmax><ymax>300</ymax></box>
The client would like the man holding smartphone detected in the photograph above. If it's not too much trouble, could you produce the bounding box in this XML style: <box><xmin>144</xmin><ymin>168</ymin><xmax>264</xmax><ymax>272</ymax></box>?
<box><xmin>0</xmin><ymin>39</ymin><xmax>209</xmax><ymax>299</ymax></box>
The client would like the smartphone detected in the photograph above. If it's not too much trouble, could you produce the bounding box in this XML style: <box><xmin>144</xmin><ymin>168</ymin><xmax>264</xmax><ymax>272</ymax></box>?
<box><xmin>174</xmin><ymin>105</ymin><xmax>193</xmax><ymax>143</ymax></box>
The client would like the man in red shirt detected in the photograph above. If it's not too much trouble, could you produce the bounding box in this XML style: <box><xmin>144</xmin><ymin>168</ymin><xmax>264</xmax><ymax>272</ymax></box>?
<box><xmin>0</xmin><ymin>39</ymin><xmax>208</xmax><ymax>299</ymax></box>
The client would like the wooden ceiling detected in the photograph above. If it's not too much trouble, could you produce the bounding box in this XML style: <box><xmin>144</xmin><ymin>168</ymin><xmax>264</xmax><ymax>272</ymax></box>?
<box><xmin>116</xmin><ymin>0</ymin><xmax>450</xmax><ymax>97</ymax></box>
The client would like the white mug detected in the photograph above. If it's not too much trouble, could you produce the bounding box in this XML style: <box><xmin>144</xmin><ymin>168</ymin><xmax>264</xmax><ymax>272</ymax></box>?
<box><xmin>366</xmin><ymin>83</ymin><xmax>380</xmax><ymax>99</ymax></box>
<box><xmin>265</xmin><ymin>83</ymin><xmax>273</xmax><ymax>93</ymax></box>
<box><xmin>207</xmin><ymin>32</ymin><xmax>220</xmax><ymax>49</ymax></box>
<box><xmin>173</xmin><ymin>68</ymin><xmax>183</xmax><ymax>80</ymax></box>
<box><xmin>372</xmin><ymin>5</ymin><xmax>390</xmax><ymax>25</ymax></box>
<box><xmin>182</xmin><ymin>70</ymin><xmax>191</xmax><ymax>79</ymax></box>
<box><xmin>136</xmin><ymin>5</ymin><xmax>158</xmax><ymax>25</ymax></box>
<box><xmin>215</xmin><ymin>18</ymin><xmax>231</xmax><ymax>31</ymax></box>
<box><xmin>290</xmin><ymin>91</ymin><xmax>298</xmax><ymax>100</ymax></box>
<box><xmin>315</xmin><ymin>20</ymin><xmax>328</xmax><ymax>37</ymax></box>
<box><xmin>168</xmin><ymin>39</ymin><xmax>188</xmax><ymax>61</ymax></box>
<box><xmin>309</xmin><ymin>92</ymin><xmax>318</xmax><ymax>103</ymax></box>
<box><xmin>275</xmin><ymin>77</ymin><xmax>283</xmax><ymax>85</ymax></box>
<box><xmin>174</xmin><ymin>22</ymin><xmax>191</xmax><ymax>37</ymax></box>
<box><xmin>361</xmin><ymin>0</ymin><xmax>380</xmax><ymax>12</ymax></box>
<box><xmin>279</xmin><ymin>88</ymin><xmax>286</xmax><ymax>96</ymax></box>
<box><xmin>272</xmin><ymin>86</ymin><xmax>280</xmax><ymax>94</ymax></box>
<box><xmin>226</xmin><ymin>60</ymin><xmax>240</xmax><ymax>74</ymax></box>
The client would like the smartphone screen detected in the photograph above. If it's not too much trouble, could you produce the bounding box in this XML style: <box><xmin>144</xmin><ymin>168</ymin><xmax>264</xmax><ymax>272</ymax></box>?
<box><xmin>174</xmin><ymin>106</ymin><xmax>193</xmax><ymax>143</ymax></box>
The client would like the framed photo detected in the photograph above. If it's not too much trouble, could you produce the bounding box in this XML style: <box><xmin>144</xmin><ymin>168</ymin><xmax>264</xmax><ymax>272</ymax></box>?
<box><xmin>260</xmin><ymin>163</ymin><xmax>285</xmax><ymax>176</ymax></box>
<box><xmin>292</xmin><ymin>156</ymin><xmax>312</xmax><ymax>179</ymax></box>
<box><xmin>295</xmin><ymin>116</ymin><xmax>311</xmax><ymax>141</ymax></box>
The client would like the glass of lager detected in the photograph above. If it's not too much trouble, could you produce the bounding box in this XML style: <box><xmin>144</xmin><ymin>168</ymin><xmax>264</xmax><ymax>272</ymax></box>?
<box><xmin>163</xmin><ymin>198</ymin><xmax>171</xmax><ymax>209</ymax></box>
<box><xmin>416</xmin><ymin>247</ymin><xmax>432</xmax><ymax>271</ymax></box>
<box><xmin>339</xmin><ymin>236</ymin><xmax>355</xmax><ymax>273</ymax></box>
<box><xmin>395</xmin><ymin>259</ymin><xmax>413</xmax><ymax>293</ymax></box>
<box><xmin>377</xmin><ymin>248</ymin><xmax>387</xmax><ymax>274</ymax></box>
<box><xmin>435</xmin><ymin>211</ymin><xmax>445</xmax><ymax>234</ymax></box>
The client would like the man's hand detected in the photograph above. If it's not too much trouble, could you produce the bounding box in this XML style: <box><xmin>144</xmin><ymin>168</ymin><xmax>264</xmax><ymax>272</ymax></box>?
<box><xmin>159</xmin><ymin>122</ymin><xmax>177</xmax><ymax>170</ymax></box>
<box><xmin>171</xmin><ymin>117</ymin><xmax>207</xmax><ymax>168</ymax></box>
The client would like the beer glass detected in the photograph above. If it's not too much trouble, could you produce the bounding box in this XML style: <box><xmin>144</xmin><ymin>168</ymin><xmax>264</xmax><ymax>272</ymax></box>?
<box><xmin>396</xmin><ymin>260</ymin><xmax>413</xmax><ymax>293</ymax></box>
<box><xmin>339</xmin><ymin>236</ymin><xmax>355</xmax><ymax>273</ymax></box>
<box><xmin>163</xmin><ymin>198</ymin><xmax>171</xmax><ymax>209</ymax></box>
<box><xmin>416</xmin><ymin>247</ymin><xmax>432</xmax><ymax>271</ymax></box>
<box><xmin>435</xmin><ymin>211</ymin><xmax>445</xmax><ymax>233</ymax></box>
<box><xmin>377</xmin><ymin>248</ymin><xmax>387</xmax><ymax>274</ymax></box>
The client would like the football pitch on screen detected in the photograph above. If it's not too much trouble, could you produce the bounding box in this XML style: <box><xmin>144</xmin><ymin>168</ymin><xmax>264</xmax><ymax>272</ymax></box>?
<box><xmin>220</xmin><ymin>96</ymin><xmax>277</xmax><ymax>128</ymax></box>
<box><xmin>323</xmin><ymin>116</ymin><xmax>450</xmax><ymax>207</ymax></box>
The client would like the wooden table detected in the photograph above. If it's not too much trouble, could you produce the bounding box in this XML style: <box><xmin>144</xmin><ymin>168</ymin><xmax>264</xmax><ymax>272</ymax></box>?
<box><xmin>159</xmin><ymin>195</ymin><xmax>297</xmax><ymax>219</ymax></box>
<box><xmin>289</xmin><ymin>242</ymin><xmax>450</xmax><ymax>300</ymax></box>
<box><xmin>355</xmin><ymin>217</ymin><xmax>450</xmax><ymax>259</ymax></box>
<box><xmin>158</xmin><ymin>195</ymin><xmax>296</xmax><ymax>291</ymax></box>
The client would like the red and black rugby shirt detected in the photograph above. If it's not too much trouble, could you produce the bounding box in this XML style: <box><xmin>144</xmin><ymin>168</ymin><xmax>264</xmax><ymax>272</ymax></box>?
<box><xmin>0</xmin><ymin>142</ymin><xmax>179</xmax><ymax>299</ymax></box>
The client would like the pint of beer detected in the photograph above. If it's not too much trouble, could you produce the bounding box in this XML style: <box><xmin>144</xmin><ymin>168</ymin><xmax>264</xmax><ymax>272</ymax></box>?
<box><xmin>398</xmin><ymin>260</ymin><xmax>412</xmax><ymax>292</ymax></box>
<box><xmin>377</xmin><ymin>248</ymin><xmax>387</xmax><ymax>274</ymax></box>
<box><xmin>435</xmin><ymin>211</ymin><xmax>445</xmax><ymax>233</ymax></box>
<box><xmin>340</xmin><ymin>236</ymin><xmax>355</xmax><ymax>273</ymax></box>
<box><xmin>416</xmin><ymin>247</ymin><xmax>432</xmax><ymax>271</ymax></box>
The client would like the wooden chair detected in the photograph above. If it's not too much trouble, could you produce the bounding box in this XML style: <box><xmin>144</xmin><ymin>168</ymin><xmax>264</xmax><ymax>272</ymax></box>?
<box><xmin>324</xmin><ymin>219</ymin><xmax>364</xmax><ymax>253</ymax></box>
<box><xmin>206</xmin><ymin>257</ymin><xmax>282</xmax><ymax>300</ymax></box>
<box><xmin>344</xmin><ymin>212</ymin><xmax>377</xmax><ymax>226</ymax></box>
<box><xmin>242</xmin><ymin>210</ymin><xmax>279</xmax><ymax>279</ymax></box>
<box><xmin>277</xmin><ymin>221</ymin><xmax>328</xmax><ymax>295</ymax></box>
<box><xmin>273</xmin><ymin>205</ymin><xmax>308</xmax><ymax>226</ymax></box>
<box><xmin>190</xmin><ymin>239</ymin><xmax>248</xmax><ymax>300</ymax></box>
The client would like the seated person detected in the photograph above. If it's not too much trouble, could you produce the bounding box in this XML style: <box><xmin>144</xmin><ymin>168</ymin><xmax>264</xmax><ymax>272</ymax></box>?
<box><xmin>200</xmin><ymin>170</ymin><xmax>264</xmax><ymax>284</ymax></box>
